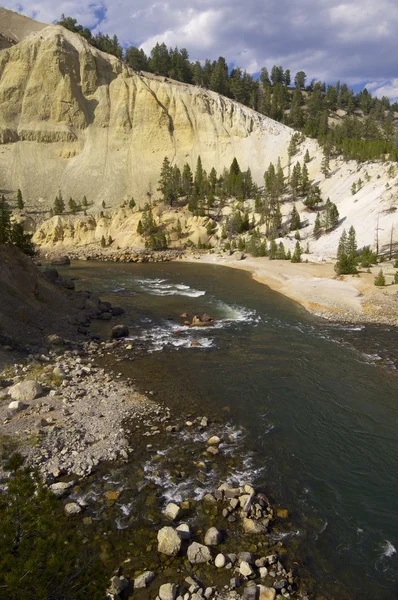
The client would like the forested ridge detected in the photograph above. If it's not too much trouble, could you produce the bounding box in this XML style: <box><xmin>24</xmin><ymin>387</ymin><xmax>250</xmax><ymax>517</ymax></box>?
<box><xmin>58</xmin><ymin>15</ymin><xmax>398</xmax><ymax>163</ymax></box>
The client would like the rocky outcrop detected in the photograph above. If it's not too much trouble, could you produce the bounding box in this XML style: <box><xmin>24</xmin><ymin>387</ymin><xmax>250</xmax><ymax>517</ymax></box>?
<box><xmin>0</xmin><ymin>9</ymin><xmax>293</xmax><ymax>207</ymax></box>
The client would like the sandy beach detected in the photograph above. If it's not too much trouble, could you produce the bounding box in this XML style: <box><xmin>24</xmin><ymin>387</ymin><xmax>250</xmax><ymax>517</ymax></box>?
<box><xmin>181</xmin><ymin>253</ymin><xmax>398</xmax><ymax>326</ymax></box>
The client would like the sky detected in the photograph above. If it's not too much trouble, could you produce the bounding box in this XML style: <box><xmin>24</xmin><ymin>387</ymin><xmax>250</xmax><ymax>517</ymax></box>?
<box><xmin>4</xmin><ymin>0</ymin><xmax>398</xmax><ymax>100</ymax></box>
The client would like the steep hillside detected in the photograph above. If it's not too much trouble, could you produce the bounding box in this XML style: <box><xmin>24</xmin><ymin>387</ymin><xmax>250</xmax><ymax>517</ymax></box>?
<box><xmin>0</xmin><ymin>13</ymin><xmax>293</xmax><ymax>205</ymax></box>
<box><xmin>0</xmin><ymin>7</ymin><xmax>45</xmax><ymax>49</ymax></box>
<box><xmin>0</xmin><ymin>8</ymin><xmax>397</xmax><ymax>257</ymax></box>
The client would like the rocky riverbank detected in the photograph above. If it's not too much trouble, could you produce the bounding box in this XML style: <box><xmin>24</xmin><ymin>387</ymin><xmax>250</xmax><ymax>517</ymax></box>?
<box><xmin>38</xmin><ymin>247</ymin><xmax>184</xmax><ymax>264</ymax></box>
<box><xmin>0</xmin><ymin>329</ymin><xmax>320</xmax><ymax>600</ymax></box>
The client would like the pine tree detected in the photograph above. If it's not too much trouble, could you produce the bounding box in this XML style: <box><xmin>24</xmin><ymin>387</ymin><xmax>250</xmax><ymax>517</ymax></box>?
<box><xmin>313</xmin><ymin>212</ymin><xmax>322</xmax><ymax>236</ymax></box>
<box><xmin>290</xmin><ymin>162</ymin><xmax>302</xmax><ymax>197</ymax></box>
<box><xmin>102</xmin><ymin>200</ymin><xmax>106</xmax><ymax>209</ymax></box>
<box><xmin>137</xmin><ymin>220</ymin><xmax>143</xmax><ymax>235</ymax></box>
<box><xmin>347</xmin><ymin>226</ymin><xmax>358</xmax><ymax>260</ymax></box>
<box><xmin>304</xmin><ymin>149</ymin><xmax>311</xmax><ymax>163</ymax></box>
<box><xmin>321</xmin><ymin>151</ymin><xmax>330</xmax><ymax>177</ymax></box>
<box><xmin>0</xmin><ymin>195</ymin><xmax>11</xmax><ymax>244</ymax></box>
<box><xmin>194</xmin><ymin>156</ymin><xmax>204</xmax><ymax>196</ymax></box>
<box><xmin>291</xmin><ymin>241</ymin><xmax>302</xmax><ymax>263</ymax></box>
<box><xmin>129</xmin><ymin>198</ymin><xmax>136</xmax><ymax>209</ymax></box>
<box><xmin>269</xmin><ymin>239</ymin><xmax>278</xmax><ymax>260</ymax></box>
<box><xmin>374</xmin><ymin>270</ymin><xmax>386</xmax><ymax>286</ymax></box>
<box><xmin>301</xmin><ymin>163</ymin><xmax>310</xmax><ymax>195</ymax></box>
<box><xmin>335</xmin><ymin>229</ymin><xmax>358</xmax><ymax>274</ymax></box>
<box><xmin>276</xmin><ymin>241</ymin><xmax>286</xmax><ymax>259</ymax></box>
<box><xmin>53</xmin><ymin>192</ymin><xmax>65</xmax><ymax>215</ymax></box>
<box><xmin>176</xmin><ymin>219</ymin><xmax>182</xmax><ymax>239</ymax></box>
<box><xmin>290</xmin><ymin>205</ymin><xmax>301</xmax><ymax>231</ymax></box>
<box><xmin>394</xmin><ymin>272</ymin><xmax>398</xmax><ymax>284</ymax></box>
<box><xmin>82</xmin><ymin>196</ymin><xmax>88</xmax><ymax>208</ymax></box>
<box><xmin>100</xmin><ymin>235</ymin><xmax>106</xmax><ymax>247</ymax></box>
<box><xmin>17</xmin><ymin>188</ymin><xmax>24</xmax><ymax>209</ymax></box>
<box><xmin>68</xmin><ymin>197</ymin><xmax>77</xmax><ymax>214</ymax></box>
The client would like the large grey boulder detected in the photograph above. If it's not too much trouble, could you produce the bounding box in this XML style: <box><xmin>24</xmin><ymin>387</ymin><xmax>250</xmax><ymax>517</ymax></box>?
<box><xmin>157</xmin><ymin>526</ymin><xmax>181</xmax><ymax>556</ymax></box>
<box><xmin>9</xmin><ymin>380</ymin><xmax>42</xmax><ymax>402</ymax></box>
<box><xmin>187</xmin><ymin>542</ymin><xmax>212</xmax><ymax>564</ymax></box>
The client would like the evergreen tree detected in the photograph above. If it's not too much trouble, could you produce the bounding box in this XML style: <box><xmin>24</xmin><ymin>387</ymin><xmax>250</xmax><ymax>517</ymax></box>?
<box><xmin>291</xmin><ymin>241</ymin><xmax>302</xmax><ymax>263</ymax></box>
<box><xmin>394</xmin><ymin>272</ymin><xmax>398</xmax><ymax>284</ymax></box>
<box><xmin>276</xmin><ymin>241</ymin><xmax>286</xmax><ymax>259</ymax></box>
<box><xmin>321</xmin><ymin>151</ymin><xmax>330</xmax><ymax>177</ymax></box>
<box><xmin>68</xmin><ymin>197</ymin><xmax>77</xmax><ymax>214</ymax></box>
<box><xmin>82</xmin><ymin>195</ymin><xmax>88</xmax><ymax>208</ymax></box>
<box><xmin>290</xmin><ymin>162</ymin><xmax>302</xmax><ymax>197</ymax></box>
<box><xmin>301</xmin><ymin>163</ymin><xmax>310</xmax><ymax>195</ymax></box>
<box><xmin>53</xmin><ymin>191</ymin><xmax>65</xmax><ymax>215</ymax></box>
<box><xmin>347</xmin><ymin>225</ymin><xmax>358</xmax><ymax>259</ymax></box>
<box><xmin>269</xmin><ymin>239</ymin><xmax>278</xmax><ymax>260</ymax></box>
<box><xmin>194</xmin><ymin>156</ymin><xmax>204</xmax><ymax>196</ymax></box>
<box><xmin>129</xmin><ymin>197</ymin><xmax>136</xmax><ymax>209</ymax></box>
<box><xmin>304</xmin><ymin>149</ymin><xmax>311</xmax><ymax>163</ymax></box>
<box><xmin>324</xmin><ymin>199</ymin><xmax>339</xmax><ymax>231</ymax></box>
<box><xmin>290</xmin><ymin>204</ymin><xmax>301</xmax><ymax>231</ymax></box>
<box><xmin>17</xmin><ymin>188</ymin><xmax>24</xmax><ymax>210</ymax></box>
<box><xmin>137</xmin><ymin>220</ymin><xmax>143</xmax><ymax>235</ymax></box>
<box><xmin>313</xmin><ymin>212</ymin><xmax>322</xmax><ymax>236</ymax></box>
<box><xmin>100</xmin><ymin>235</ymin><xmax>106</xmax><ymax>247</ymax></box>
<box><xmin>374</xmin><ymin>269</ymin><xmax>386</xmax><ymax>286</ymax></box>
<box><xmin>335</xmin><ymin>229</ymin><xmax>358</xmax><ymax>274</ymax></box>
<box><xmin>0</xmin><ymin>195</ymin><xmax>12</xmax><ymax>244</ymax></box>
<box><xmin>304</xmin><ymin>185</ymin><xmax>322</xmax><ymax>210</ymax></box>
<box><xmin>10</xmin><ymin>223</ymin><xmax>34</xmax><ymax>256</ymax></box>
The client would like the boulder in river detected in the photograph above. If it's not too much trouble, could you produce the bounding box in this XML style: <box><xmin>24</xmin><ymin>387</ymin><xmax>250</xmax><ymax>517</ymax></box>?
<box><xmin>111</xmin><ymin>325</ymin><xmax>129</xmax><ymax>339</ymax></box>
<box><xmin>204</xmin><ymin>526</ymin><xmax>223</xmax><ymax>546</ymax></box>
<box><xmin>187</xmin><ymin>542</ymin><xmax>212</xmax><ymax>564</ymax></box>
<box><xmin>159</xmin><ymin>583</ymin><xmax>177</xmax><ymax>600</ymax></box>
<box><xmin>51</xmin><ymin>256</ymin><xmax>71</xmax><ymax>266</ymax></box>
<box><xmin>164</xmin><ymin>502</ymin><xmax>181</xmax><ymax>521</ymax></box>
<box><xmin>157</xmin><ymin>526</ymin><xmax>181</xmax><ymax>556</ymax></box>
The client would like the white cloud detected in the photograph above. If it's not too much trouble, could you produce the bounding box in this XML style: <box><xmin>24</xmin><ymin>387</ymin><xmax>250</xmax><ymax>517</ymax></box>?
<box><xmin>365</xmin><ymin>80</ymin><xmax>398</xmax><ymax>101</ymax></box>
<box><xmin>2</xmin><ymin>0</ymin><xmax>398</xmax><ymax>88</ymax></box>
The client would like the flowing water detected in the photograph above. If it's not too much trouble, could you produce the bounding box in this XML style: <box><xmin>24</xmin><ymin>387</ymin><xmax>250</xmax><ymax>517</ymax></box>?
<box><xmin>63</xmin><ymin>260</ymin><xmax>398</xmax><ymax>599</ymax></box>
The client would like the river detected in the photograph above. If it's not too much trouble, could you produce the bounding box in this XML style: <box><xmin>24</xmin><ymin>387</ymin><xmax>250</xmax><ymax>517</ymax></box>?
<box><xmin>63</xmin><ymin>260</ymin><xmax>398</xmax><ymax>599</ymax></box>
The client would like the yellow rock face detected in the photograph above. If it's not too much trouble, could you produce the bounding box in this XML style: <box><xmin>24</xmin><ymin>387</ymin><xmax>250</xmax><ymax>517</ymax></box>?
<box><xmin>0</xmin><ymin>18</ymin><xmax>294</xmax><ymax>208</ymax></box>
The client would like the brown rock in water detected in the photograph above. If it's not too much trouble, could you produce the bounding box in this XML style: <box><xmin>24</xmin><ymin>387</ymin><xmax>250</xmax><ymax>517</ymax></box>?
<box><xmin>180</xmin><ymin>312</ymin><xmax>189</xmax><ymax>318</ymax></box>
<box><xmin>191</xmin><ymin>340</ymin><xmax>202</xmax><ymax>347</ymax></box>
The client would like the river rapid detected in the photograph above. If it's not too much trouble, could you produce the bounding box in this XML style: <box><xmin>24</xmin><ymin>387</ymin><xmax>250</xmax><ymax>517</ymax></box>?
<box><xmin>62</xmin><ymin>260</ymin><xmax>398</xmax><ymax>600</ymax></box>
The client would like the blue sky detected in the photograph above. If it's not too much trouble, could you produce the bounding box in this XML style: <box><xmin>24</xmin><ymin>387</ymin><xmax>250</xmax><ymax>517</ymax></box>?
<box><xmin>3</xmin><ymin>0</ymin><xmax>398</xmax><ymax>100</ymax></box>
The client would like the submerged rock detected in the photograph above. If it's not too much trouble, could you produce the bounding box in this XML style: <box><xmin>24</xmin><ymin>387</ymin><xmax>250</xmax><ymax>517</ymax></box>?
<box><xmin>64</xmin><ymin>502</ymin><xmax>82</xmax><ymax>516</ymax></box>
<box><xmin>111</xmin><ymin>325</ymin><xmax>129</xmax><ymax>339</ymax></box>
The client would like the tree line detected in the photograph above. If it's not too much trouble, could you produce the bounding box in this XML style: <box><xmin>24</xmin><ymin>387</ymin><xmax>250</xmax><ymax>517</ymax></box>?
<box><xmin>58</xmin><ymin>16</ymin><xmax>398</xmax><ymax>163</ymax></box>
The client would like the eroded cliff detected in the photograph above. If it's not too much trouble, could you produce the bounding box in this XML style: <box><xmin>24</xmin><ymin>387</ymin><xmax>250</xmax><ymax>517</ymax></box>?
<box><xmin>0</xmin><ymin>16</ymin><xmax>292</xmax><ymax>207</ymax></box>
